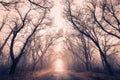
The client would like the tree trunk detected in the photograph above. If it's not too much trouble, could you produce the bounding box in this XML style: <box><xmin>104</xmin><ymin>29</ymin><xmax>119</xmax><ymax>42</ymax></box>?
<box><xmin>85</xmin><ymin>59</ymin><xmax>89</xmax><ymax>71</ymax></box>
<box><xmin>103</xmin><ymin>55</ymin><xmax>113</xmax><ymax>75</ymax></box>
<box><xmin>94</xmin><ymin>43</ymin><xmax>113</xmax><ymax>75</ymax></box>
<box><xmin>32</xmin><ymin>62</ymin><xmax>37</xmax><ymax>71</ymax></box>
<box><xmin>9</xmin><ymin>59</ymin><xmax>18</xmax><ymax>74</ymax></box>
<box><xmin>84</xmin><ymin>48</ymin><xmax>90</xmax><ymax>71</ymax></box>
<box><xmin>99</xmin><ymin>50</ymin><xmax>113</xmax><ymax>75</ymax></box>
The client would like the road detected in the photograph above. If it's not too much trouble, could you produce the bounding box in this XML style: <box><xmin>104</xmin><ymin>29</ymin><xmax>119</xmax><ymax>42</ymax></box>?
<box><xmin>36</xmin><ymin>71</ymin><xmax>81</xmax><ymax>80</ymax></box>
<box><xmin>1</xmin><ymin>70</ymin><xmax>118</xmax><ymax>80</ymax></box>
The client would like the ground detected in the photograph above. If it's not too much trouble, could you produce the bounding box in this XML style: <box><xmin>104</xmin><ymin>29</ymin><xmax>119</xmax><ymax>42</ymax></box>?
<box><xmin>0</xmin><ymin>69</ymin><xmax>120</xmax><ymax>80</ymax></box>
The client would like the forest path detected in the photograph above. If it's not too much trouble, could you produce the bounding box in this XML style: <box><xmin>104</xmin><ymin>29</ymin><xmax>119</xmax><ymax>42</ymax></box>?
<box><xmin>35</xmin><ymin>71</ymin><xmax>81</xmax><ymax>80</ymax></box>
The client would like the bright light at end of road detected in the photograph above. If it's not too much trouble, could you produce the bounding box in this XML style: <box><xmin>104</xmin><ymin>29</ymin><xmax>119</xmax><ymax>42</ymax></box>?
<box><xmin>54</xmin><ymin>59</ymin><xmax>65</xmax><ymax>72</ymax></box>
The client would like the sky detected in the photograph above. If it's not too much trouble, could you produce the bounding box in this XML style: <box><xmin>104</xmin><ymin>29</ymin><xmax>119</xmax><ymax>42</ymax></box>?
<box><xmin>51</xmin><ymin>0</ymin><xmax>64</xmax><ymax>28</ymax></box>
<box><xmin>50</xmin><ymin>0</ymin><xmax>84</xmax><ymax>52</ymax></box>
<box><xmin>51</xmin><ymin>0</ymin><xmax>84</xmax><ymax>28</ymax></box>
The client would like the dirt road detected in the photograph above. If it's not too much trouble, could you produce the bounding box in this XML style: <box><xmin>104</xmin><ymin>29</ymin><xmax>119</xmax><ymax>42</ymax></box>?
<box><xmin>36</xmin><ymin>71</ymin><xmax>81</xmax><ymax>80</ymax></box>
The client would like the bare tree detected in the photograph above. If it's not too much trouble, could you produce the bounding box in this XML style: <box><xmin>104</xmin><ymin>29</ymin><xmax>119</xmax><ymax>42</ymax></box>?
<box><xmin>65</xmin><ymin>33</ymin><xmax>93</xmax><ymax>71</ymax></box>
<box><xmin>79</xmin><ymin>34</ymin><xmax>92</xmax><ymax>71</ymax></box>
<box><xmin>63</xmin><ymin>0</ymin><xmax>119</xmax><ymax>75</ymax></box>
<box><xmin>0</xmin><ymin>0</ymin><xmax>52</xmax><ymax>74</ymax></box>
<box><xmin>65</xmin><ymin>35</ymin><xmax>84</xmax><ymax>71</ymax></box>
<box><xmin>25</xmin><ymin>30</ymin><xmax>62</xmax><ymax>70</ymax></box>
<box><xmin>100</xmin><ymin>34</ymin><xmax>119</xmax><ymax>70</ymax></box>
<box><xmin>0</xmin><ymin>4</ymin><xmax>14</xmax><ymax>55</ymax></box>
<box><xmin>85</xmin><ymin>0</ymin><xmax>120</xmax><ymax>39</ymax></box>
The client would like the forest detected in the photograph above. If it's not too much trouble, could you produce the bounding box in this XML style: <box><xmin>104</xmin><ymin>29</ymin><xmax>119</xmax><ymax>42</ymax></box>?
<box><xmin>0</xmin><ymin>0</ymin><xmax>120</xmax><ymax>80</ymax></box>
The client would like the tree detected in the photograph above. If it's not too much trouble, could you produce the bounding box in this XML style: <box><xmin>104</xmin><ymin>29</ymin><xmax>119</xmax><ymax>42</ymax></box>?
<box><xmin>0</xmin><ymin>0</ymin><xmax>52</xmax><ymax>74</ymax></box>
<box><xmin>65</xmin><ymin>32</ymin><xmax>93</xmax><ymax>71</ymax></box>
<box><xmin>63</xmin><ymin>0</ymin><xmax>119</xmax><ymax>75</ymax></box>
<box><xmin>25</xmin><ymin>30</ymin><xmax>62</xmax><ymax>70</ymax></box>
<box><xmin>86</xmin><ymin>0</ymin><xmax>120</xmax><ymax>39</ymax></box>
<box><xmin>0</xmin><ymin>1</ymin><xmax>16</xmax><ymax>55</ymax></box>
